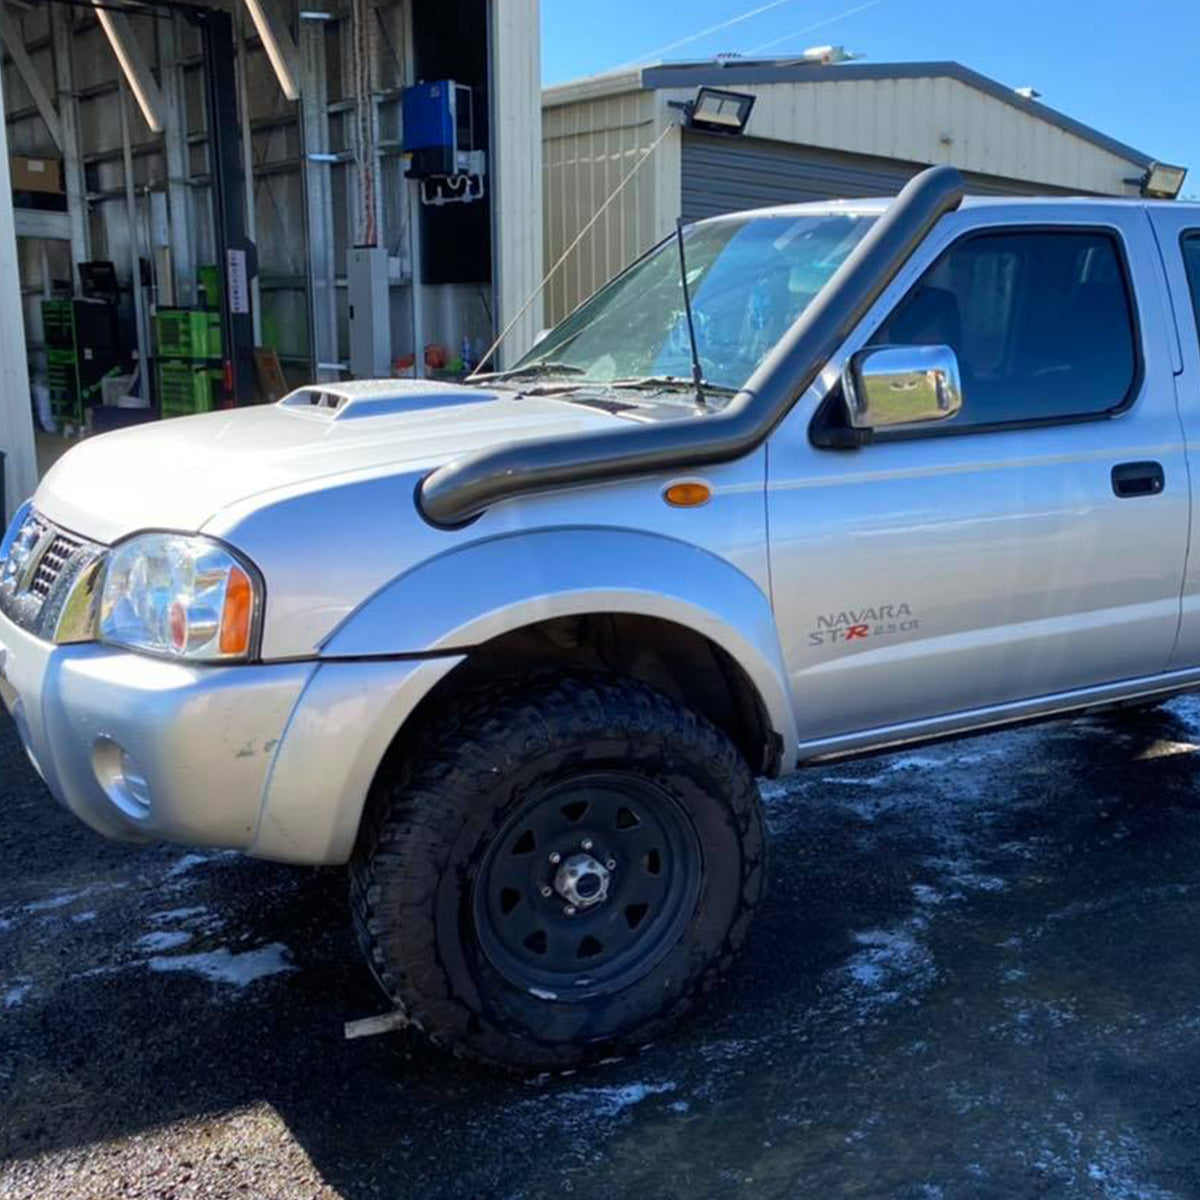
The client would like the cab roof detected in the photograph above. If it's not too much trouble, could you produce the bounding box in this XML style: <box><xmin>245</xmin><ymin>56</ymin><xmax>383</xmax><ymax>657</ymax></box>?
<box><xmin>702</xmin><ymin>193</ymin><xmax>1200</xmax><ymax>224</ymax></box>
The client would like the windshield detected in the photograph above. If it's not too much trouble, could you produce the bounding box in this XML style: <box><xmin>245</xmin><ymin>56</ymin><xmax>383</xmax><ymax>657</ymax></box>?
<box><xmin>512</xmin><ymin>211</ymin><xmax>875</xmax><ymax>393</ymax></box>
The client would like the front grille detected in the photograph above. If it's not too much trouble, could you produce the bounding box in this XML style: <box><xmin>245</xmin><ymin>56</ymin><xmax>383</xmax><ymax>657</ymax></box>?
<box><xmin>0</xmin><ymin>511</ymin><xmax>101</xmax><ymax>640</ymax></box>
<box><xmin>29</xmin><ymin>533</ymin><xmax>82</xmax><ymax>599</ymax></box>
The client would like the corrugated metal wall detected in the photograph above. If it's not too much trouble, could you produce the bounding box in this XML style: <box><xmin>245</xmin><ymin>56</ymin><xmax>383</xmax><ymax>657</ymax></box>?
<box><xmin>541</xmin><ymin>84</ymin><xmax>678</xmax><ymax>325</ymax></box>
<box><xmin>693</xmin><ymin>75</ymin><xmax>1143</xmax><ymax>197</ymax></box>
<box><xmin>542</xmin><ymin>67</ymin><xmax>1147</xmax><ymax>325</ymax></box>
<box><xmin>680</xmin><ymin>132</ymin><xmax>1077</xmax><ymax>221</ymax></box>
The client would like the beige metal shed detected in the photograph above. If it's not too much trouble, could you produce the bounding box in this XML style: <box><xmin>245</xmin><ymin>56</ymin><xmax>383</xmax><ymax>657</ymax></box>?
<box><xmin>542</xmin><ymin>59</ymin><xmax>1169</xmax><ymax>325</ymax></box>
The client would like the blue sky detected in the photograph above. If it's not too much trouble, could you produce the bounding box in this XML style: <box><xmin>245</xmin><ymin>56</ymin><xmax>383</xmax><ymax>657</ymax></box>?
<box><xmin>542</xmin><ymin>0</ymin><xmax>1200</xmax><ymax>195</ymax></box>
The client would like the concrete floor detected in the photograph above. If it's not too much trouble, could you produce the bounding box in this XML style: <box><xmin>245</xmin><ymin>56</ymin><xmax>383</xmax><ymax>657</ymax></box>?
<box><xmin>4</xmin><ymin>700</ymin><xmax>1200</xmax><ymax>1199</ymax></box>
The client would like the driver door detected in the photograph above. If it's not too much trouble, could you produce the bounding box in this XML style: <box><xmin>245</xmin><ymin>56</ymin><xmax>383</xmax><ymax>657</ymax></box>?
<box><xmin>767</xmin><ymin>207</ymin><xmax>1189</xmax><ymax>750</ymax></box>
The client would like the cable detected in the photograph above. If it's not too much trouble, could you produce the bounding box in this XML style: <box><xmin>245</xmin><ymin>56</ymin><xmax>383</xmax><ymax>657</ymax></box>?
<box><xmin>615</xmin><ymin>0</ymin><xmax>806</xmax><ymax>70</ymax></box>
<box><xmin>470</xmin><ymin>121</ymin><xmax>677</xmax><ymax>376</ymax></box>
<box><xmin>746</xmin><ymin>0</ymin><xmax>888</xmax><ymax>55</ymax></box>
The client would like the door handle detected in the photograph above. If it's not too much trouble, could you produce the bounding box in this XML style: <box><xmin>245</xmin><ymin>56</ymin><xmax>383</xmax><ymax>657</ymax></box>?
<box><xmin>1111</xmin><ymin>461</ymin><xmax>1165</xmax><ymax>498</ymax></box>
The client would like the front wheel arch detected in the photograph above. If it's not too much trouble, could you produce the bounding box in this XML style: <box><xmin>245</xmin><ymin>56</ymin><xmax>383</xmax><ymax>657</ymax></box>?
<box><xmin>369</xmin><ymin>611</ymin><xmax>785</xmax><ymax>797</ymax></box>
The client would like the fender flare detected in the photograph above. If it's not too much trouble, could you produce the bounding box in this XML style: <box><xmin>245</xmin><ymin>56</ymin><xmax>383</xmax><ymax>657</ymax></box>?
<box><xmin>320</xmin><ymin>527</ymin><xmax>798</xmax><ymax>757</ymax></box>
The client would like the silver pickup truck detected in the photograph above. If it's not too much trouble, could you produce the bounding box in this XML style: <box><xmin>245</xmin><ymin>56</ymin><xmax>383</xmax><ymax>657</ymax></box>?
<box><xmin>4</xmin><ymin>166</ymin><xmax>1200</xmax><ymax>1070</ymax></box>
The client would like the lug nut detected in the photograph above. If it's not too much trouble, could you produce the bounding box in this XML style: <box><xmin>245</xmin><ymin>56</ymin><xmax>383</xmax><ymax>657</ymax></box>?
<box><xmin>581</xmin><ymin>839</ymin><xmax>594</xmax><ymax>851</ymax></box>
<box><xmin>549</xmin><ymin>851</ymin><xmax>562</xmax><ymax>864</ymax></box>
<box><xmin>564</xmin><ymin>904</ymin><xmax>577</xmax><ymax>916</ymax></box>
<box><xmin>606</xmin><ymin>858</ymin><xmax>617</xmax><ymax>871</ymax></box>
<box><xmin>540</xmin><ymin>885</ymin><xmax>553</xmax><ymax>898</ymax></box>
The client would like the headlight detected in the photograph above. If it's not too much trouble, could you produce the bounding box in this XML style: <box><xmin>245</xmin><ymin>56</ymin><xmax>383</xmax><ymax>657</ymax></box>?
<box><xmin>0</xmin><ymin>501</ymin><xmax>37</xmax><ymax>593</ymax></box>
<box><xmin>99</xmin><ymin>533</ymin><xmax>262</xmax><ymax>661</ymax></box>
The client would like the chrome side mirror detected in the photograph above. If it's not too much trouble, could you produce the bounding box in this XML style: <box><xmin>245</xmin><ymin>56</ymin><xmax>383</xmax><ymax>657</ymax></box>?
<box><xmin>842</xmin><ymin>344</ymin><xmax>963</xmax><ymax>430</ymax></box>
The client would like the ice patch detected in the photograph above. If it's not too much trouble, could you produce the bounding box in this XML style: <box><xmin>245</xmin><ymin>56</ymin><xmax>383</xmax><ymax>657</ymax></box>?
<box><xmin>71</xmin><ymin>911</ymin><xmax>96</xmax><ymax>924</ymax></box>
<box><xmin>17</xmin><ymin>883</ymin><xmax>126</xmax><ymax>916</ymax></box>
<box><xmin>555</xmin><ymin>1081</ymin><xmax>677</xmax><ymax>1118</ymax></box>
<box><xmin>137</xmin><ymin>930</ymin><xmax>192</xmax><ymax>952</ymax></box>
<box><xmin>147</xmin><ymin>943</ymin><xmax>293</xmax><ymax>987</ymax></box>
<box><xmin>149</xmin><ymin>906</ymin><xmax>209</xmax><ymax>924</ymax></box>
<box><xmin>3</xmin><ymin>982</ymin><xmax>32</xmax><ymax>1008</ymax></box>
<box><xmin>842</xmin><ymin>926</ymin><xmax>935</xmax><ymax>1005</ymax></box>
<box><xmin>885</xmin><ymin>754</ymin><xmax>947</xmax><ymax>772</ymax></box>
<box><xmin>25</xmin><ymin>890</ymin><xmax>89</xmax><ymax>913</ymax></box>
<box><xmin>165</xmin><ymin>854</ymin><xmax>212</xmax><ymax>879</ymax></box>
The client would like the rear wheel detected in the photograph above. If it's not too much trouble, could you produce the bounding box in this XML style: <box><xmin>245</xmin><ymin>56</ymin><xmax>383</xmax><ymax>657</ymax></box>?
<box><xmin>350</xmin><ymin>672</ymin><xmax>766</xmax><ymax>1071</ymax></box>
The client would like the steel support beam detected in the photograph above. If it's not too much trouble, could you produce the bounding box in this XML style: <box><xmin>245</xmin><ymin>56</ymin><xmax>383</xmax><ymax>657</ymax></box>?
<box><xmin>190</xmin><ymin>5</ymin><xmax>257</xmax><ymax>404</ymax></box>
<box><xmin>13</xmin><ymin>208</ymin><xmax>71</xmax><ymax>240</ymax></box>
<box><xmin>299</xmin><ymin>14</ymin><xmax>337</xmax><ymax>380</ymax></box>
<box><xmin>158</xmin><ymin>10</ymin><xmax>192</xmax><ymax>306</ymax></box>
<box><xmin>49</xmin><ymin>2</ymin><xmax>89</xmax><ymax>267</ymax></box>
<box><xmin>234</xmin><ymin>2</ymin><xmax>262</xmax><ymax>343</ymax></box>
<box><xmin>0</xmin><ymin>4</ymin><xmax>63</xmax><ymax>150</ymax></box>
<box><xmin>0</xmin><ymin>67</ymin><xmax>38</xmax><ymax>519</ymax></box>
<box><xmin>117</xmin><ymin>78</ymin><xmax>150</xmax><ymax>384</ymax></box>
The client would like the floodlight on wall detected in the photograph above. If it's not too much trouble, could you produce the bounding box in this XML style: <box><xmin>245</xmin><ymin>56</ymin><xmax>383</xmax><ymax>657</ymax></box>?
<box><xmin>1138</xmin><ymin>161</ymin><xmax>1187</xmax><ymax>200</ymax></box>
<box><xmin>673</xmin><ymin>87</ymin><xmax>756</xmax><ymax>136</ymax></box>
<box><xmin>92</xmin><ymin>2</ymin><xmax>164</xmax><ymax>133</ymax></box>
<box><xmin>241</xmin><ymin>0</ymin><xmax>300</xmax><ymax>101</ymax></box>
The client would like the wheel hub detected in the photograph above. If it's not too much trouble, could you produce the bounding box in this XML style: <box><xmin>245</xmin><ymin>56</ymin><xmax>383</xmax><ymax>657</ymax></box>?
<box><xmin>554</xmin><ymin>853</ymin><xmax>611</xmax><ymax>910</ymax></box>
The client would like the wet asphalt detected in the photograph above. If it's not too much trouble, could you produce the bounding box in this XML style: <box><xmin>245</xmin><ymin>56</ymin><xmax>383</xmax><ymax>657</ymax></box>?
<box><xmin>5</xmin><ymin>699</ymin><xmax>1200</xmax><ymax>1199</ymax></box>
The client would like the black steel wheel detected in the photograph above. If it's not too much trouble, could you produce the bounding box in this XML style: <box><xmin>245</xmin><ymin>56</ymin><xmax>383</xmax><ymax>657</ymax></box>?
<box><xmin>350</xmin><ymin>672</ymin><xmax>766</xmax><ymax>1072</ymax></box>
<box><xmin>474</xmin><ymin>774</ymin><xmax>702</xmax><ymax>1000</ymax></box>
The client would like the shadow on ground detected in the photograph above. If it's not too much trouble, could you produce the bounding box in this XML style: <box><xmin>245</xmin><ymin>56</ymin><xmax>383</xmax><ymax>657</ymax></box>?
<box><xmin>5</xmin><ymin>701</ymin><xmax>1200</xmax><ymax>1198</ymax></box>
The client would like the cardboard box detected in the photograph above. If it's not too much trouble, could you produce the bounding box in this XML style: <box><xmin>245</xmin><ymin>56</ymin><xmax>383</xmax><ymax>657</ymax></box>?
<box><xmin>10</xmin><ymin>155</ymin><xmax>63</xmax><ymax>195</ymax></box>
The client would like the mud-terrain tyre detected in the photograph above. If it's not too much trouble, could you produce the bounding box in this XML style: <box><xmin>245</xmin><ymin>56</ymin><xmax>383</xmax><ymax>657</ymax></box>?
<box><xmin>349</xmin><ymin>672</ymin><xmax>766</xmax><ymax>1072</ymax></box>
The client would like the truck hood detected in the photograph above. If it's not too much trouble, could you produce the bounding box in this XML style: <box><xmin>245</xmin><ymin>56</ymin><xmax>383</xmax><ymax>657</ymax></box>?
<box><xmin>35</xmin><ymin>382</ymin><xmax>622</xmax><ymax>544</ymax></box>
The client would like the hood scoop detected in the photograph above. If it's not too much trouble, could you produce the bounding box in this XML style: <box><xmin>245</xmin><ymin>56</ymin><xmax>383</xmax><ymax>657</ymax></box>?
<box><xmin>280</xmin><ymin>379</ymin><xmax>498</xmax><ymax>421</ymax></box>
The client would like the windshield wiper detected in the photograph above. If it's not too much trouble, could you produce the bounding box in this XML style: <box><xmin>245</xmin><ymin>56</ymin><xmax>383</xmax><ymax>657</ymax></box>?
<box><xmin>472</xmin><ymin>361</ymin><xmax>586</xmax><ymax>383</ymax></box>
<box><xmin>607</xmin><ymin>375</ymin><xmax>737</xmax><ymax>397</ymax></box>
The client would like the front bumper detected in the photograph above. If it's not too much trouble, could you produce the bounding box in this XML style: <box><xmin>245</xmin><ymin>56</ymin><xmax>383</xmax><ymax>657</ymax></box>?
<box><xmin>0</xmin><ymin>607</ymin><xmax>462</xmax><ymax>864</ymax></box>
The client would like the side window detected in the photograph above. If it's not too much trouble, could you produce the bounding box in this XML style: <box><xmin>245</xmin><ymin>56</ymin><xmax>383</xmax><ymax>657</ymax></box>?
<box><xmin>870</xmin><ymin>229</ymin><xmax>1139</xmax><ymax>429</ymax></box>
<box><xmin>1181</xmin><ymin>232</ymin><xmax>1200</xmax><ymax>333</ymax></box>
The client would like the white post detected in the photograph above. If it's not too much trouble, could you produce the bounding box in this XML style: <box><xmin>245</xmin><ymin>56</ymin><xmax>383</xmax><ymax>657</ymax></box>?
<box><xmin>489</xmin><ymin>0</ymin><xmax>543</xmax><ymax>368</ymax></box>
<box><xmin>0</xmin><ymin>66</ymin><xmax>38</xmax><ymax>520</ymax></box>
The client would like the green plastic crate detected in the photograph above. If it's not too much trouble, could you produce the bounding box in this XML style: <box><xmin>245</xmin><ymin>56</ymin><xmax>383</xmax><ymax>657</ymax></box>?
<box><xmin>42</xmin><ymin>299</ymin><xmax>75</xmax><ymax>350</ymax></box>
<box><xmin>154</xmin><ymin>308</ymin><xmax>222</xmax><ymax>359</ymax></box>
<box><xmin>158</xmin><ymin>361</ymin><xmax>219</xmax><ymax>418</ymax></box>
<box><xmin>196</xmin><ymin>264</ymin><xmax>220</xmax><ymax>311</ymax></box>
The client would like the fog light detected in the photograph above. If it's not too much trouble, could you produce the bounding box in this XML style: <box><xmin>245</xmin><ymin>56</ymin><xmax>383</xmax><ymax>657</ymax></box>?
<box><xmin>118</xmin><ymin>751</ymin><xmax>152</xmax><ymax>814</ymax></box>
<box><xmin>94</xmin><ymin>738</ymin><xmax>152</xmax><ymax>819</ymax></box>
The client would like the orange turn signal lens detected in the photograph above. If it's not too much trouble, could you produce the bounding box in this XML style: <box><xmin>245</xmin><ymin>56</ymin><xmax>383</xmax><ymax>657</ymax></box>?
<box><xmin>664</xmin><ymin>481</ymin><xmax>712</xmax><ymax>508</ymax></box>
<box><xmin>219</xmin><ymin>566</ymin><xmax>254</xmax><ymax>656</ymax></box>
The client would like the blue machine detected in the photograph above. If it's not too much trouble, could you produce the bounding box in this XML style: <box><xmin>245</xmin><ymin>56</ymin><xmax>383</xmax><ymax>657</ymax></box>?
<box><xmin>402</xmin><ymin>80</ymin><xmax>475</xmax><ymax>179</ymax></box>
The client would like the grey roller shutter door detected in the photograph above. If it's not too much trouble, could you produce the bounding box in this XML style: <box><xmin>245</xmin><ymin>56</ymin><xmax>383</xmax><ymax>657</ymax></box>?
<box><xmin>681</xmin><ymin>131</ymin><xmax>1074</xmax><ymax>221</ymax></box>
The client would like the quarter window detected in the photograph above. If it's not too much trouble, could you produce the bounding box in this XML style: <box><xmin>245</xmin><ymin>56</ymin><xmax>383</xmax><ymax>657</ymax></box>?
<box><xmin>1181</xmin><ymin>232</ymin><xmax>1200</xmax><ymax>334</ymax></box>
<box><xmin>870</xmin><ymin>230</ymin><xmax>1139</xmax><ymax>429</ymax></box>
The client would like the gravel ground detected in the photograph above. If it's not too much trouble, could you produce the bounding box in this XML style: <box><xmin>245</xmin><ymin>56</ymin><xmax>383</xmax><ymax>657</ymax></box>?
<box><xmin>5</xmin><ymin>699</ymin><xmax>1200</xmax><ymax>1199</ymax></box>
